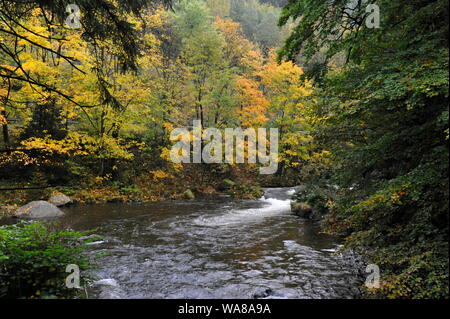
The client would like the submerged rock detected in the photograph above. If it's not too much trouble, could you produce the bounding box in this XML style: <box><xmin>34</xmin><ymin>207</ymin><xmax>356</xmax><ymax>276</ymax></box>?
<box><xmin>91</xmin><ymin>279</ymin><xmax>124</xmax><ymax>299</ymax></box>
<box><xmin>48</xmin><ymin>193</ymin><xmax>73</xmax><ymax>207</ymax></box>
<box><xmin>14</xmin><ymin>201</ymin><xmax>64</xmax><ymax>219</ymax></box>
<box><xmin>253</xmin><ymin>288</ymin><xmax>274</xmax><ymax>299</ymax></box>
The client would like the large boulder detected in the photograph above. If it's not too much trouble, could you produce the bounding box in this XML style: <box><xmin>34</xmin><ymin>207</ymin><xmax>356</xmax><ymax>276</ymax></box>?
<box><xmin>48</xmin><ymin>193</ymin><xmax>73</xmax><ymax>207</ymax></box>
<box><xmin>14</xmin><ymin>201</ymin><xmax>64</xmax><ymax>219</ymax></box>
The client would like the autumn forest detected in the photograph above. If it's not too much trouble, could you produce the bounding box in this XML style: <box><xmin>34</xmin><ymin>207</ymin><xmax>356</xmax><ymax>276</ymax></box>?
<box><xmin>0</xmin><ymin>0</ymin><xmax>448</xmax><ymax>300</ymax></box>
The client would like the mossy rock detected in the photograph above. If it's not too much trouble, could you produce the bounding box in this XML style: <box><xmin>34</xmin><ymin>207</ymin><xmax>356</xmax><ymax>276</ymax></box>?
<box><xmin>48</xmin><ymin>192</ymin><xmax>73</xmax><ymax>207</ymax></box>
<box><xmin>291</xmin><ymin>202</ymin><xmax>313</xmax><ymax>219</ymax></box>
<box><xmin>240</xmin><ymin>185</ymin><xmax>264</xmax><ymax>199</ymax></box>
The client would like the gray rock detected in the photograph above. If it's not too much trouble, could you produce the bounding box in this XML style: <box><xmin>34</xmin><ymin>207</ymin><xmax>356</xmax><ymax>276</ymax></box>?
<box><xmin>48</xmin><ymin>193</ymin><xmax>73</xmax><ymax>207</ymax></box>
<box><xmin>14</xmin><ymin>201</ymin><xmax>64</xmax><ymax>219</ymax></box>
<box><xmin>78</xmin><ymin>234</ymin><xmax>103</xmax><ymax>241</ymax></box>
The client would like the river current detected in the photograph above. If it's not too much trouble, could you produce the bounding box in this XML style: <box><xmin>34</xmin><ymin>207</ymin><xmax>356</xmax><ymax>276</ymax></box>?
<box><xmin>61</xmin><ymin>187</ymin><xmax>364</xmax><ymax>299</ymax></box>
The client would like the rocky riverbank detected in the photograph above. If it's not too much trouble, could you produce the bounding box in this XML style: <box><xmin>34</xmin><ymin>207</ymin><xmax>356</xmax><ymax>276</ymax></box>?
<box><xmin>289</xmin><ymin>186</ymin><xmax>369</xmax><ymax>298</ymax></box>
<box><xmin>1</xmin><ymin>192</ymin><xmax>73</xmax><ymax>219</ymax></box>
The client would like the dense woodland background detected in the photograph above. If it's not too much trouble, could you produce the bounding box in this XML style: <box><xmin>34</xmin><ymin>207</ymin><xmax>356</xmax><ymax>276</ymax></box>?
<box><xmin>0</xmin><ymin>0</ymin><xmax>448</xmax><ymax>298</ymax></box>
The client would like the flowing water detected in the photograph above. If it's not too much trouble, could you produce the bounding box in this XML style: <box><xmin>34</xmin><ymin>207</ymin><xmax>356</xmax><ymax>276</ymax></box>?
<box><xmin>61</xmin><ymin>187</ymin><xmax>364</xmax><ymax>299</ymax></box>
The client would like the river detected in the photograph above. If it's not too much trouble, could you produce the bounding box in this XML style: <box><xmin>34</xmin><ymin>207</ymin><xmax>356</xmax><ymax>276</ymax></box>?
<box><xmin>60</xmin><ymin>187</ymin><xmax>364</xmax><ymax>299</ymax></box>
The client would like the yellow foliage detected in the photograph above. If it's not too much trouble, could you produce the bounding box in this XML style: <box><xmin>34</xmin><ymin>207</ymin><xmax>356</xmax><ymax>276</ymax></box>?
<box><xmin>0</xmin><ymin>112</ymin><xmax>6</xmax><ymax>125</ymax></box>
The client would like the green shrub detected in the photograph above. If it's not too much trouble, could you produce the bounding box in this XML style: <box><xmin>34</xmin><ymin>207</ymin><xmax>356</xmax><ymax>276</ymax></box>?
<box><xmin>293</xmin><ymin>186</ymin><xmax>331</xmax><ymax>214</ymax></box>
<box><xmin>119</xmin><ymin>185</ymin><xmax>143</xmax><ymax>198</ymax></box>
<box><xmin>326</xmin><ymin>164</ymin><xmax>449</xmax><ymax>298</ymax></box>
<box><xmin>230</xmin><ymin>184</ymin><xmax>264</xmax><ymax>199</ymax></box>
<box><xmin>0</xmin><ymin>221</ymin><xmax>92</xmax><ymax>299</ymax></box>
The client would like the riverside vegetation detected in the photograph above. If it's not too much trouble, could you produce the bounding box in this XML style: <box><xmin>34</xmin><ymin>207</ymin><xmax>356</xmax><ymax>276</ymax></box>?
<box><xmin>0</xmin><ymin>0</ymin><xmax>448</xmax><ymax>299</ymax></box>
<box><xmin>0</xmin><ymin>221</ymin><xmax>92</xmax><ymax>298</ymax></box>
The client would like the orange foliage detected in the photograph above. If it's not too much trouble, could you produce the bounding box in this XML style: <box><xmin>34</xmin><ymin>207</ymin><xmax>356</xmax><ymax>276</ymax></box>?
<box><xmin>235</xmin><ymin>78</ymin><xmax>269</xmax><ymax>127</ymax></box>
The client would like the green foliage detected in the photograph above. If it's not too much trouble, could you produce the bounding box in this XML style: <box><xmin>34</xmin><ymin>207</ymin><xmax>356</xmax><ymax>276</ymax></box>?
<box><xmin>119</xmin><ymin>184</ymin><xmax>143</xmax><ymax>198</ymax></box>
<box><xmin>219</xmin><ymin>178</ymin><xmax>236</xmax><ymax>190</ymax></box>
<box><xmin>280</xmin><ymin>0</ymin><xmax>449</xmax><ymax>298</ymax></box>
<box><xmin>21</xmin><ymin>98</ymin><xmax>67</xmax><ymax>140</ymax></box>
<box><xmin>0</xmin><ymin>222</ymin><xmax>92</xmax><ymax>299</ymax></box>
